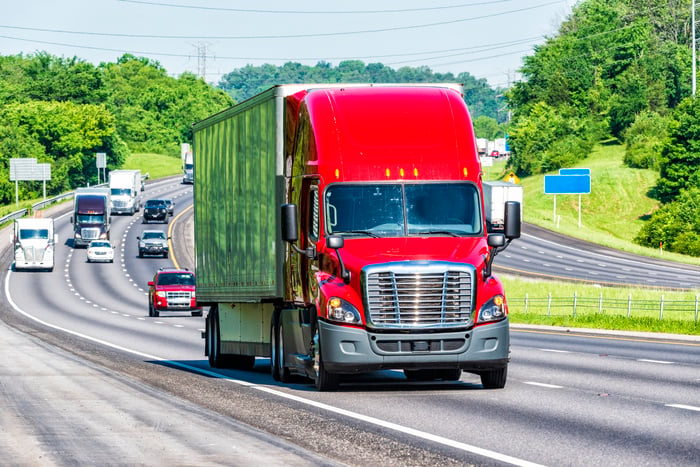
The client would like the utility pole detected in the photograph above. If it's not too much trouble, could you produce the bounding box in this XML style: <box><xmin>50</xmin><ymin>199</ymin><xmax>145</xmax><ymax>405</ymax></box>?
<box><xmin>694</xmin><ymin>0</ymin><xmax>696</xmax><ymax>96</ymax></box>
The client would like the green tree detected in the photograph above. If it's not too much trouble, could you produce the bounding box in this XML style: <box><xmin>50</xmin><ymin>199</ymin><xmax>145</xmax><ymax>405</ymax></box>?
<box><xmin>654</xmin><ymin>97</ymin><xmax>700</xmax><ymax>203</ymax></box>
<box><xmin>623</xmin><ymin>110</ymin><xmax>669</xmax><ymax>169</ymax></box>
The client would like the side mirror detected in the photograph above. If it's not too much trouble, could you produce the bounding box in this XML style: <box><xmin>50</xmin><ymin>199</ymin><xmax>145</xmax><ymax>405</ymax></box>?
<box><xmin>487</xmin><ymin>233</ymin><xmax>506</xmax><ymax>248</ymax></box>
<box><xmin>148</xmin><ymin>281</ymin><xmax>154</xmax><ymax>287</ymax></box>
<box><xmin>327</xmin><ymin>235</ymin><xmax>344</xmax><ymax>249</ymax></box>
<box><xmin>281</xmin><ymin>204</ymin><xmax>298</xmax><ymax>243</ymax></box>
<box><xmin>54</xmin><ymin>234</ymin><xmax>59</xmax><ymax>245</ymax></box>
<box><xmin>504</xmin><ymin>201</ymin><xmax>521</xmax><ymax>239</ymax></box>
<box><xmin>136</xmin><ymin>236</ymin><xmax>141</xmax><ymax>241</ymax></box>
<box><xmin>70</xmin><ymin>216</ymin><xmax>74</xmax><ymax>224</ymax></box>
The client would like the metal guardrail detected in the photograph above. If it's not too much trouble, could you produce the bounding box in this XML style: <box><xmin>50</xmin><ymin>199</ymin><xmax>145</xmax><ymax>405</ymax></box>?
<box><xmin>31</xmin><ymin>192</ymin><xmax>75</xmax><ymax>211</ymax></box>
<box><xmin>0</xmin><ymin>183</ymin><xmax>109</xmax><ymax>225</ymax></box>
<box><xmin>0</xmin><ymin>208</ymin><xmax>29</xmax><ymax>225</ymax></box>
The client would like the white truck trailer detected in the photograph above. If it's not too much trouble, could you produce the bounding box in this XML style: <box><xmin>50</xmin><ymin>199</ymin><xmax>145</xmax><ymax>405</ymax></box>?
<box><xmin>109</xmin><ymin>169</ymin><xmax>142</xmax><ymax>215</ymax></box>
<box><xmin>483</xmin><ymin>181</ymin><xmax>523</xmax><ymax>233</ymax></box>
<box><xmin>13</xmin><ymin>217</ymin><xmax>57</xmax><ymax>271</ymax></box>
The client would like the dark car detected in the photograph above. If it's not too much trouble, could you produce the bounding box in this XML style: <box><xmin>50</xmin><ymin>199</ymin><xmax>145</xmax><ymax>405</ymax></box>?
<box><xmin>163</xmin><ymin>198</ymin><xmax>174</xmax><ymax>216</ymax></box>
<box><xmin>137</xmin><ymin>230</ymin><xmax>169</xmax><ymax>258</ymax></box>
<box><xmin>148</xmin><ymin>267</ymin><xmax>202</xmax><ymax>317</ymax></box>
<box><xmin>143</xmin><ymin>199</ymin><xmax>168</xmax><ymax>223</ymax></box>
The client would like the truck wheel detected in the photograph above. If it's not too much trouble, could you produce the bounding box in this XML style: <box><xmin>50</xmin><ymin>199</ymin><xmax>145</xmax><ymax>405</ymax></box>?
<box><xmin>207</xmin><ymin>306</ymin><xmax>223</xmax><ymax>367</ymax></box>
<box><xmin>480</xmin><ymin>366</ymin><xmax>507</xmax><ymax>389</ymax></box>
<box><xmin>270</xmin><ymin>311</ymin><xmax>290</xmax><ymax>382</ymax></box>
<box><xmin>312</xmin><ymin>323</ymin><xmax>339</xmax><ymax>391</ymax></box>
<box><xmin>148</xmin><ymin>301</ymin><xmax>154</xmax><ymax>317</ymax></box>
<box><xmin>139</xmin><ymin>250</ymin><xmax>143</xmax><ymax>258</ymax></box>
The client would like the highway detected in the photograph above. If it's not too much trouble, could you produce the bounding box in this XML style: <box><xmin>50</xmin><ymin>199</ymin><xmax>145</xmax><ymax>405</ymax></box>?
<box><xmin>1</xmin><ymin>178</ymin><xmax>698</xmax><ymax>466</ymax></box>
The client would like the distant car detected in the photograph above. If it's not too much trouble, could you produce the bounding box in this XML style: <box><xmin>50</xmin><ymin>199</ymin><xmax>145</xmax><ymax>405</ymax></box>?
<box><xmin>86</xmin><ymin>240</ymin><xmax>114</xmax><ymax>263</ymax></box>
<box><xmin>163</xmin><ymin>198</ymin><xmax>174</xmax><ymax>216</ymax></box>
<box><xmin>137</xmin><ymin>230</ymin><xmax>169</xmax><ymax>258</ymax></box>
<box><xmin>148</xmin><ymin>267</ymin><xmax>202</xmax><ymax>317</ymax></box>
<box><xmin>143</xmin><ymin>199</ymin><xmax>168</xmax><ymax>223</ymax></box>
<box><xmin>490</xmin><ymin>150</ymin><xmax>500</xmax><ymax>158</ymax></box>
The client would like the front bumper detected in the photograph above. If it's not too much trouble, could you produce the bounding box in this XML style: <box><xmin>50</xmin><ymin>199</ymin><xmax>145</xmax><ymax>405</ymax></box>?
<box><xmin>319</xmin><ymin>318</ymin><xmax>510</xmax><ymax>374</ymax></box>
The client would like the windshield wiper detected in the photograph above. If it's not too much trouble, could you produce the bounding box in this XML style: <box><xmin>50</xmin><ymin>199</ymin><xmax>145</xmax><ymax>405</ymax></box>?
<box><xmin>414</xmin><ymin>230</ymin><xmax>459</xmax><ymax>237</ymax></box>
<box><xmin>336</xmin><ymin>230</ymin><xmax>380</xmax><ymax>238</ymax></box>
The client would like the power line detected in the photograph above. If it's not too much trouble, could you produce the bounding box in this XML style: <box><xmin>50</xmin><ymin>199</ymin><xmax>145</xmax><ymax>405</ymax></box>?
<box><xmin>116</xmin><ymin>0</ymin><xmax>524</xmax><ymax>15</ymax></box>
<box><xmin>0</xmin><ymin>1</ymin><xmax>562</xmax><ymax>40</ymax></box>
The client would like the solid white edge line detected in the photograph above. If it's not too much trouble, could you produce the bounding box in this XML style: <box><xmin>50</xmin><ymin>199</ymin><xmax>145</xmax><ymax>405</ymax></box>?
<box><xmin>523</xmin><ymin>382</ymin><xmax>564</xmax><ymax>389</ymax></box>
<box><xmin>637</xmin><ymin>359</ymin><xmax>674</xmax><ymax>364</ymax></box>
<box><xmin>5</xmin><ymin>214</ymin><xmax>544</xmax><ymax>467</ymax></box>
<box><xmin>666</xmin><ymin>404</ymin><xmax>700</xmax><ymax>412</ymax></box>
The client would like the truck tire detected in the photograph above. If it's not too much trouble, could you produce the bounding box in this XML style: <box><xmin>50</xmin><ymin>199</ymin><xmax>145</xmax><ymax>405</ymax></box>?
<box><xmin>206</xmin><ymin>306</ymin><xmax>254</xmax><ymax>370</ymax></box>
<box><xmin>270</xmin><ymin>311</ymin><xmax>290</xmax><ymax>383</ymax></box>
<box><xmin>480</xmin><ymin>366</ymin><xmax>507</xmax><ymax>389</ymax></box>
<box><xmin>207</xmin><ymin>306</ymin><xmax>223</xmax><ymax>368</ymax></box>
<box><xmin>312</xmin><ymin>322</ymin><xmax>339</xmax><ymax>391</ymax></box>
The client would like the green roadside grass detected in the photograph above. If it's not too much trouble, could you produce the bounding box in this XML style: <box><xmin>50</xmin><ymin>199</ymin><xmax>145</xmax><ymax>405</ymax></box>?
<box><xmin>122</xmin><ymin>152</ymin><xmax>181</xmax><ymax>180</ymax></box>
<box><xmin>501</xmin><ymin>275</ymin><xmax>700</xmax><ymax>335</ymax></box>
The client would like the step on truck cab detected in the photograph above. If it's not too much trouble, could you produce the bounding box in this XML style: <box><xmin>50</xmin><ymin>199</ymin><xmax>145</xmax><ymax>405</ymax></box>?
<box><xmin>194</xmin><ymin>84</ymin><xmax>520</xmax><ymax>391</ymax></box>
<box><xmin>13</xmin><ymin>217</ymin><xmax>58</xmax><ymax>272</ymax></box>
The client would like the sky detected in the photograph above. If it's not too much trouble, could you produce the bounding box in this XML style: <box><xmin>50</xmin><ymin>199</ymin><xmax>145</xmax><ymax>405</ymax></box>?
<box><xmin>1</xmin><ymin>0</ymin><xmax>576</xmax><ymax>89</ymax></box>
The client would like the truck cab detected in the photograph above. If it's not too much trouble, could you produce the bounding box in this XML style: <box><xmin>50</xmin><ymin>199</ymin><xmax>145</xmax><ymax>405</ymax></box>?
<box><xmin>13</xmin><ymin>218</ymin><xmax>58</xmax><ymax>272</ymax></box>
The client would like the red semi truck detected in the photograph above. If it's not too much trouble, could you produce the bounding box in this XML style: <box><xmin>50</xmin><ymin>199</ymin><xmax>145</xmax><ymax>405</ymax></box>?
<box><xmin>193</xmin><ymin>84</ymin><xmax>520</xmax><ymax>391</ymax></box>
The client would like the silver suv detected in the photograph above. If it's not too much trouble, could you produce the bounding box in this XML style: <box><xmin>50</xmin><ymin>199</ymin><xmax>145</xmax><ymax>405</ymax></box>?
<box><xmin>137</xmin><ymin>230</ymin><xmax>169</xmax><ymax>258</ymax></box>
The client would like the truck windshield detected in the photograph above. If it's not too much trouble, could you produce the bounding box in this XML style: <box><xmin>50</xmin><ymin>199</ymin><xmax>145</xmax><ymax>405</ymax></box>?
<box><xmin>111</xmin><ymin>188</ymin><xmax>131</xmax><ymax>196</ymax></box>
<box><xmin>76</xmin><ymin>214</ymin><xmax>104</xmax><ymax>223</ymax></box>
<box><xmin>324</xmin><ymin>183</ymin><xmax>482</xmax><ymax>238</ymax></box>
<box><xmin>19</xmin><ymin>229</ymin><xmax>49</xmax><ymax>240</ymax></box>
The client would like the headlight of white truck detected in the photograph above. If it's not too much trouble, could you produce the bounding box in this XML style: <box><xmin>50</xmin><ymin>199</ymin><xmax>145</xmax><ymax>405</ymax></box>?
<box><xmin>326</xmin><ymin>297</ymin><xmax>362</xmax><ymax>324</ymax></box>
<box><xmin>477</xmin><ymin>295</ymin><xmax>507</xmax><ymax>324</ymax></box>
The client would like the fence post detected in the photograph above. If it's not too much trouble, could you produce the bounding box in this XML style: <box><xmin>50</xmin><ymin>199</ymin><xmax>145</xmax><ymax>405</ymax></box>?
<box><xmin>599</xmin><ymin>292</ymin><xmax>603</xmax><ymax>314</ymax></box>
<box><xmin>547</xmin><ymin>292</ymin><xmax>552</xmax><ymax>317</ymax></box>
<box><xmin>573</xmin><ymin>291</ymin><xmax>577</xmax><ymax>318</ymax></box>
<box><xmin>695</xmin><ymin>294</ymin><xmax>698</xmax><ymax>323</ymax></box>
<box><xmin>525</xmin><ymin>293</ymin><xmax>529</xmax><ymax>313</ymax></box>
<box><xmin>659</xmin><ymin>294</ymin><xmax>664</xmax><ymax>320</ymax></box>
<box><xmin>627</xmin><ymin>293</ymin><xmax>632</xmax><ymax>318</ymax></box>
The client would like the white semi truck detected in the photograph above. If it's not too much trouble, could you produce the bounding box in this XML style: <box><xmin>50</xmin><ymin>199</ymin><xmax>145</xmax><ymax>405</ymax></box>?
<box><xmin>483</xmin><ymin>181</ymin><xmax>523</xmax><ymax>233</ymax></box>
<box><xmin>109</xmin><ymin>169</ymin><xmax>142</xmax><ymax>215</ymax></box>
<box><xmin>13</xmin><ymin>217</ymin><xmax>57</xmax><ymax>272</ymax></box>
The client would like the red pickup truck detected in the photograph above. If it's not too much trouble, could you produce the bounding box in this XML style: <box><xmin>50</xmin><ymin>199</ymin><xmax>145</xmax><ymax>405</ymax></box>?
<box><xmin>148</xmin><ymin>268</ymin><xmax>202</xmax><ymax>317</ymax></box>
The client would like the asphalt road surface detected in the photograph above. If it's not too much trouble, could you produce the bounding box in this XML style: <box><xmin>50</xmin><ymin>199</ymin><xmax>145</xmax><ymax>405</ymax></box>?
<box><xmin>2</xmin><ymin>178</ymin><xmax>698</xmax><ymax>466</ymax></box>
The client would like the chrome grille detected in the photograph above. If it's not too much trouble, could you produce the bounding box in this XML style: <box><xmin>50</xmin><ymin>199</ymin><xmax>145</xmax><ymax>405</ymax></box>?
<box><xmin>81</xmin><ymin>227</ymin><xmax>100</xmax><ymax>240</ymax></box>
<box><xmin>166</xmin><ymin>291</ymin><xmax>191</xmax><ymax>299</ymax></box>
<box><xmin>364</xmin><ymin>262</ymin><xmax>474</xmax><ymax>329</ymax></box>
<box><xmin>113</xmin><ymin>200</ymin><xmax>127</xmax><ymax>208</ymax></box>
<box><xmin>22</xmin><ymin>246</ymin><xmax>44</xmax><ymax>262</ymax></box>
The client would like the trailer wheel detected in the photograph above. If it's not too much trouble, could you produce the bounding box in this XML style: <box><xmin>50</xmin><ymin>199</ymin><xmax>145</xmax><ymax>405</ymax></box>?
<box><xmin>312</xmin><ymin>323</ymin><xmax>339</xmax><ymax>391</ymax></box>
<box><xmin>207</xmin><ymin>306</ymin><xmax>223</xmax><ymax>367</ymax></box>
<box><xmin>207</xmin><ymin>306</ymin><xmax>254</xmax><ymax>370</ymax></box>
<box><xmin>270</xmin><ymin>311</ymin><xmax>291</xmax><ymax>383</ymax></box>
<box><xmin>270</xmin><ymin>312</ymin><xmax>281</xmax><ymax>381</ymax></box>
<box><xmin>480</xmin><ymin>366</ymin><xmax>507</xmax><ymax>389</ymax></box>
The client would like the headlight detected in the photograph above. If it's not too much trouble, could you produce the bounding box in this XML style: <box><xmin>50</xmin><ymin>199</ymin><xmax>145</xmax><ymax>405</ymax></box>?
<box><xmin>139</xmin><ymin>241</ymin><xmax>145</xmax><ymax>247</ymax></box>
<box><xmin>156</xmin><ymin>291</ymin><xmax>166</xmax><ymax>298</ymax></box>
<box><xmin>99</xmin><ymin>233</ymin><xmax>108</xmax><ymax>239</ymax></box>
<box><xmin>326</xmin><ymin>297</ymin><xmax>362</xmax><ymax>325</ymax></box>
<box><xmin>477</xmin><ymin>295</ymin><xmax>507</xmax><ymax>324</ymax></box>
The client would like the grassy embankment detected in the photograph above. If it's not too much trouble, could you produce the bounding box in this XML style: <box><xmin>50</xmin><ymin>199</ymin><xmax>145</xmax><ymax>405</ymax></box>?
<box><xmin>486</xmin><ymin>143</ymin><xmax>700</xmax><ymax>335</ymax></box>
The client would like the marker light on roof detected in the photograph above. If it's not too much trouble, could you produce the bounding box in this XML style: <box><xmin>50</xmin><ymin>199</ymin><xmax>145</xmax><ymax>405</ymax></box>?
<box><xmin>385</xmin><ymin>168</ymin><xmax>391</xmax><ymax>178</ymax></box>
<box><xmin>335</xmin><ymin>169</ymin><xmax>340</xmax><ymax>179</ymax></box>
<box><xmin>463</xmin><ymin>167</ymin><xmax>468</xmax><ymax>177</ymax></box>
<box><xmin>400</xmin><ymin>168</ymin><xmax>405</xmax><ymax>177</ymax></box>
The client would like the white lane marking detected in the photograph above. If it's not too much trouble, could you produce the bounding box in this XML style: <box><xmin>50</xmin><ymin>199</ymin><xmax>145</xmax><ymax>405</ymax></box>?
<box><xmin>637</xmin><ymin>359</ymin><xmax>674</xmax><ymax>364</ymax></box>
<box><xmin>666</xmin><ymin>404</ymin><xmax>700</xmax><ymax>412</ymax></box>
<box><xmin>6</xmin><ymin>270</ymin><xmax>543</xmax><ymax>467</ymax></box>
<box><xmin>539</xmin><ymin>349</ymin><xmax>571</xmax><ymax>353</ymax></box>
<box><xmin>524</xmin><ymin>382</ymin><xmax>564</xmax><ymax>389</ymax></box>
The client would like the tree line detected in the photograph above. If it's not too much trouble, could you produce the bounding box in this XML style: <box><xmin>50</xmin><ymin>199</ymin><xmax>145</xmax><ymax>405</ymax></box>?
<box><xmin>505</xmin><ymin>0</ymin><xmax>700</xmax><ymax>256</ymax></box>
<box><xmin>0</xmin><ymin>53</ymin><xmax>233</xmax><ymax>204</ymax></box>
